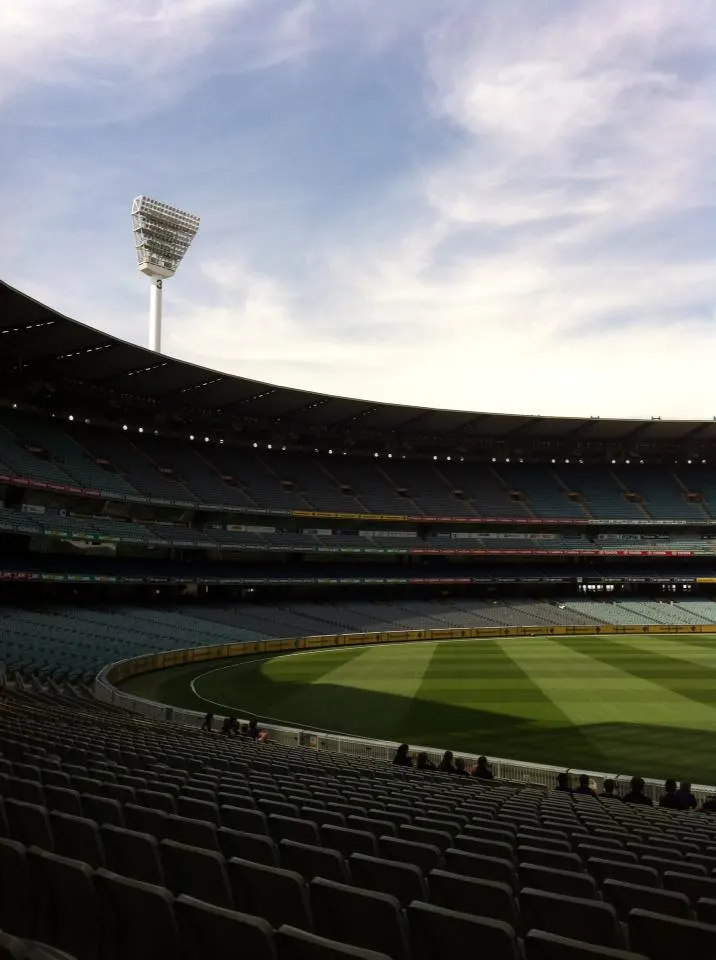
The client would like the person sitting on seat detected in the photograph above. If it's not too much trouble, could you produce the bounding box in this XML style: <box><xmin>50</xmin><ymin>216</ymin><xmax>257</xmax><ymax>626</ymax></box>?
<box><xmin>201</xmin><ymin>713</ymin><xmax>214</xmax><ymax>732</ymax></box>
<box><xmin>574</xmin><ymin>774</ymin><xmax>597</xmax><ymax>797</ymax></box>
<box><xmin>393</xmin><ymin>743</ymin><xmax>412</xmax><ymax>767</ymax></box>
<box><xmin>555</xmin><ymin>772</ymin><xmax>571</xmax><ymax>792</ymax></box>
<box><xmin>623</xmin><ymin>776</ymin><xmax>653</xmax><ymax>806</ymax></box>
<box><xmin>221</xmin><ymin>716</ymin><xmax>239</xmax><ymax>736</ymax></box>
<box><xmin>600</xmin><ymin>778</ymin><xmax>621</xmax><ymax>800</ymax></box>
<box><xmin>454</xmin><ymin>757</ymin><xmax>469</xmax><ymax>776</ymax></box>
<box><xmin>415</xmin><ymin>752</ymin><xmax>435</xmax><ymax>771</ymax></box>
<box><xmin>473</xmin><ymin>756</ymin><xmax>494</xmax><ymax>780</ymax></box>
<box><xmin>439</xmin><ymin>750</ymin><xmax>456</xmax><ymax>774</ymax></box>
<box><xmin>675</xmin><ymin>781</ymin><xmax>697</xmax><ymax>810</ymax></box>
<box><xmin>659</xmin><ymin>779</ymin><xmax>680</xmax><ymax>808</ymax></box>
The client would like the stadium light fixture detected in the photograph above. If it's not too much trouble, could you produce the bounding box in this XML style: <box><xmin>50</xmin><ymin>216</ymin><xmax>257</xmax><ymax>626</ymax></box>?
<box><xmin>131</xmin><ymin>196</ymin><xmax>200</xmax><ymax>353</ymax></box>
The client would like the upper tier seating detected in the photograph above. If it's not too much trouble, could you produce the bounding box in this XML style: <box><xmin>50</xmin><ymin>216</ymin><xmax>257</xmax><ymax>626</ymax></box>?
<box><xmin>496</xmin><ymin>466</ymin><xmax>587</xmax><ymax>520</ymax></box>
<box><xmin>3</xmin><ymin>413</ymin><xmax>138</xmax><ymax>499</ymax></box>
<box><xmin>378</xmin><ymin>460</ymin><xmax>478</xmax><ymax>517</ymax></box>
<box><xmin>1</xmin><ymin>688</ymin><xmax>716</xmax><ymax>960</ymax></box>
<box><xmin>552</xmin><ymin>467</ymin><xmax>646</xmax><ymax>521</ymax></box>
<box><xmin>1</xmin><ymin>599</ymin><xmax>714</xmax><ymax>685</ymax></box>
<box><xmin>6</xmin><ymin>410</ymin><xmax>716</xmax><ymax>520</ymax></box>
<box><xmin>610</xmin><ymin>468</ymin><xmax>709</xmax><ymax>522</ymax></box>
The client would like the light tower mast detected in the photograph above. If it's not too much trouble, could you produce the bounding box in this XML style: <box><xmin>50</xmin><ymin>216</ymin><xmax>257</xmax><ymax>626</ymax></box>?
<box><xmin>131</xmin><ymin>196</ymin><xmax>200</xmax><ymax>353</ymax></box>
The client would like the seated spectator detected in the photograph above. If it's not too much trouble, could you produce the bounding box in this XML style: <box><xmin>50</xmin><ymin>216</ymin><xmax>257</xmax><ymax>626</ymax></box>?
<box><xmin>473</xmin><ymin>756</ymin><xmax>494</xmax><ymax>780</ymax></box>
<box><xmin>247</xmin><ymin>719</ymin><xmax>260</xmax><ymax>741</ymax></box>
<box><xmin>221</xmin><ymin>716</ymin><xmax>239</xmax><ymax>736</ymax></box>
<box><xmin>555</xmin><ymin>772</ymin><xmax>571</xmax><ymax>792</ymax></box>
<box><xmin>393</xmin><ymin>743</ymin><xmax>412</xmax><ymax>767</ymax></box>
<box><xmin>439</xmin><ymin>750</ymin><xmax>456</xmax><ymax>774</ymax></box>
<box><xmin>454</xmin><ymin>757</ymin><xmax>469</xmax><ymax>776</ymax></box>
<box><xmin>415</xmin><ymin>752</ymin><xmax>435</xmax><ymax>771</ymax></box>
<box><xmin>675</xmin><ymin>781</ymin><xmax>697</xmax><ymax>810</ymax></box>
<box><xmin>659</xmin><ymin>779</ymin><xmax>680</xmax><ymax>809</ymax></box>
<box><xmin>574</xmin><ymin>774</ymin><xmax>597</xmax><ymax>797</ymax></box>
<box><xmin>201</xmin><ymin>712</ymin><xmax>214</xmax><ymax>733</ymax></box>
<box><xmin>623</xmin><ymin>776</ymin><xmax>653</xmax><ymax>806</ymax></box>
<box><xmin>600</xmin><ymin>778</ymin><xmax>620</xmax><ymax>800</ymax></box>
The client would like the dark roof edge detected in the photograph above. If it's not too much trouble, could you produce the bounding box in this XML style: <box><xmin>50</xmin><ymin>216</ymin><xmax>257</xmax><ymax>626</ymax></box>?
<box><xmin>2</xmin><ymin>278</ymin><xmax>714</xmax><ymax>446</ymax></box>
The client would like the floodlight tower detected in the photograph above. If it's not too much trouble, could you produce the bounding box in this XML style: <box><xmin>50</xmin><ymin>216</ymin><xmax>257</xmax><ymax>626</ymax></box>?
<box><xmin>131</xmin><ymin>196</ymin><xmax>200</xmax><ymax>353</ymax></box>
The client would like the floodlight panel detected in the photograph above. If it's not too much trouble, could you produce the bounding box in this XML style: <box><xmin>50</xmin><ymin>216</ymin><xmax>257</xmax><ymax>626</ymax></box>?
<box><xmin>132</xmin><ymin>196</ymin><xmax>200</xmax><ymax>279</ymax></box>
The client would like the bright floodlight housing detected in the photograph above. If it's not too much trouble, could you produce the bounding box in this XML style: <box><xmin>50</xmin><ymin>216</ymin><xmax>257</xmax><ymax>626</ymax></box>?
<box><xmin>132</xmin><ymin>196</ymin><xmax>200</xmax><ymax>279</ymax></box>
<box><xmin>131</xmin><ymin>196</ymin><xmax>200</xmax><ymax>352</ymax></box>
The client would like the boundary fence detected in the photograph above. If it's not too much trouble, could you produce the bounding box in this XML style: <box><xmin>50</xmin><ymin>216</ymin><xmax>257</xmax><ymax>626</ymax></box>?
<box><xmin>95</xmin><ymin>623</ymin><xmax>716</xmax><ymax>804</ymax></box>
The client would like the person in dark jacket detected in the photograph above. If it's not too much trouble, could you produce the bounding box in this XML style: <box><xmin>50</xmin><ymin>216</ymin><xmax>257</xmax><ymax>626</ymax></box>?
<box><xmin>415</xmin><ymin>752</ymin><xmax>435</xmax><ymax>771</ymax></box>
<box><xmin>600</xmin><ymin>779</ymin><xmax>621</xmax><ymax>800</ymax></box>
<box><xmin>574</xmin><ymin>774</ymin><xmax>597</xmax><ymax>797</ymax></box>
<box><xmin>201</xmin><ymin>713</ymin><xmax>214</xmax><ymax>732</ymax></box>
<box><xmin>674</xmin><ymin>781</ymin><xmax>697</xmax><ymax>810</ymax></box>
<box><xmin>439</xmin><ymin>751</ymin><xmax>456</xmax><ymax>774</ymax></box>
<box><xmin>473</xmin><ymin>756</ymin><xmax>494</xmax><ymax>780</ymax></box>
<box><xmin>623</xmin><ymin>776</ymin><xmax>653</xmax><ymax>806</ymax></box>
<box><xmin>659</xmin><ymin>779</ymin><xmax>680</xmax><ymax>808</ymax></box>
<box><xmin>221</xmin><ymin>716</ymin><xmax>239</xmax><ymax>736</ymax></box>
<box><xmin>555</xmin><ymin>772</ymin><xmax>571</xmax><ymax>792</ymax></box>
<box><xmin>454</xmin><ymin>757</ymin><xmax>469</xmax><ymax>776</ymax></box>
<box><xmin>393</xmin><ymin>743</ymin><xmax>412</xmax><ymax>767</ymax></box>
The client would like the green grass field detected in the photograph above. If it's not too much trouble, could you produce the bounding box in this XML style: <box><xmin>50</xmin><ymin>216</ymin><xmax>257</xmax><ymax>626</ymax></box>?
<box><xmin>121</xmin><ymin>634</ymin><xmax>716</xmax><ymax>785</ymax></box>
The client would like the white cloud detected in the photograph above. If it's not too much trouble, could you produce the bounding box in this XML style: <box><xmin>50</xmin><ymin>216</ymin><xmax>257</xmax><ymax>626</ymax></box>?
<box><xmin>0</xmin><ymin>0</ymin><xmax>316</xmax><ymax>122</ymax></box>
<box><xmin>2</xmin><ymin>0</ymin><xmax>716</xmax><ymax>419</ymax></box>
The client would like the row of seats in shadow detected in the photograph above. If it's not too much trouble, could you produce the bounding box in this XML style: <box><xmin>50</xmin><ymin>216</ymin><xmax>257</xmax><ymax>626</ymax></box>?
<box><xmin>4</xmin><ymin>789</ymin><xmax>716</xmax><ymax>959</ymax></box>
<box><xmin>6</xmin><ymin>815</ymin><xmax>716</xmax><ymax>960</ymax></box>
<box><xmin>4</xmin><ymin>690</ymin><xmax>716</xmax><ymax>958</ymax></box>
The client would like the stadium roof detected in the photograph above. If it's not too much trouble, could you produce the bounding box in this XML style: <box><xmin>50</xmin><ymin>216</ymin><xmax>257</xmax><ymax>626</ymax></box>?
<box><xmin>3</xmin><ymin>278</ymin><xmax>716</xmax><ymax>452</ymax></box>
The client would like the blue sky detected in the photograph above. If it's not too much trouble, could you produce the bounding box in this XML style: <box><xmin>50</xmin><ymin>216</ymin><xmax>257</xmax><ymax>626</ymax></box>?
<box><xmin>1</xmin><ymin>0</ymin><xmax>715</xmax><ymax>418</ymax></box>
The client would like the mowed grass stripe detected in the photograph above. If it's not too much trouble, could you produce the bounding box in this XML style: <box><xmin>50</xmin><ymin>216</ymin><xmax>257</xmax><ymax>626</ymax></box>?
<box><xmin>263</xmin><ymin>642</ymin><xmax>438</xmax><ymax>734</ymax></box>
<box><xmin>561</xmin><ymin>635</ymin><xmax>716</xmax><ymax>713</ymax></box>
<box><xmin>613</xmin><ymin>635</ymin><xmax>716</xmax><ymax>672</ymax></box>
<box><xmin>402</xmin><ymin>639</ymin><xmax>597</xmax><ymax>764</ymax></box>
<box><xmin>504</xmin><ymin>637</ymin><xmax>716</xmax><ymax>731</ymax></box>
<box><xmin>653</xmin><ymin>633</ymin><xmax>716</xmax><ymax>652</ymax></box>
<box><xmin>410</xmin><ymin>640</ymin><xmax>569</xmax><ymax>716</ymax></box>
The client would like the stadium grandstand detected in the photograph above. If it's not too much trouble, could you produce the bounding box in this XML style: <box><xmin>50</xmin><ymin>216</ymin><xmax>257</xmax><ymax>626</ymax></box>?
<box><xmin>5</xmin><ymin>279</ymin><xmax>716</xmax><ymax>957</ymax></box>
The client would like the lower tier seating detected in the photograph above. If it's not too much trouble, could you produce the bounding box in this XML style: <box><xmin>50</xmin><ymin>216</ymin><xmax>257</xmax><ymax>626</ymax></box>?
<box><xmin>1</xmin><ymin>690</ymin><xmax>716</xmax><ymax>959</ymax></box>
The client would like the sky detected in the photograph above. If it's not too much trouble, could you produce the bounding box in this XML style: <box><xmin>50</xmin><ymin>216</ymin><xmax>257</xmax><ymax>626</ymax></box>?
<box><xmin>1</xmin><ymin>0</ymin><xmax>715</xmax><ymax>420</ymax></box>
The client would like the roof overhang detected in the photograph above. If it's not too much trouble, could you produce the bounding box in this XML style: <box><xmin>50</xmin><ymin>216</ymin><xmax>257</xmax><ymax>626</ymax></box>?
<box><xmin>2</xmin><ymin>279</ymin><xmax>716</xmax><ymax>453</ymax></box>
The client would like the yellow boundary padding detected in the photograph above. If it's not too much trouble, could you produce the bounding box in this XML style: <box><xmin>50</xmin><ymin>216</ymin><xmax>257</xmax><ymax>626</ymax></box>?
<box><xmin>107</xmin><ymin>623</ymin><xmax>716</xmax><ymax>688</ymax></box>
